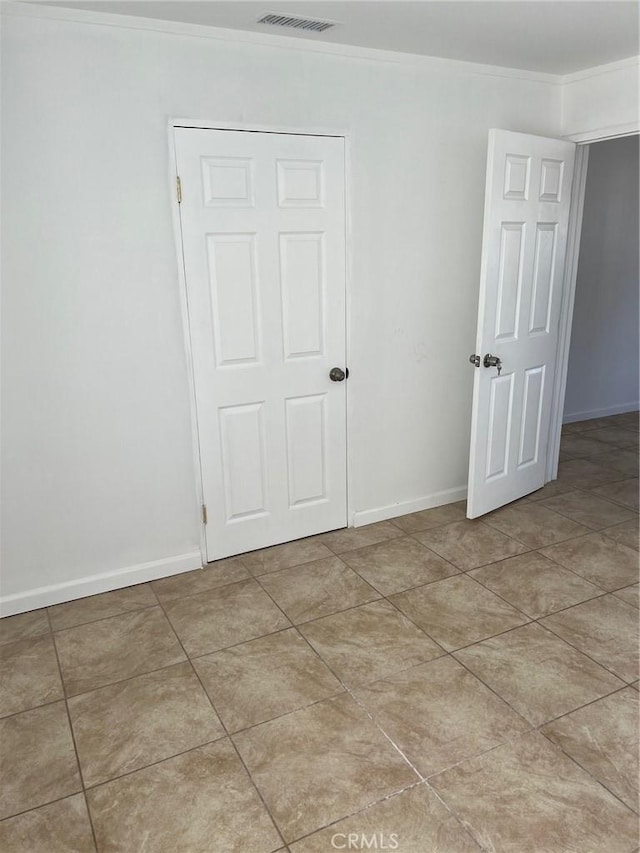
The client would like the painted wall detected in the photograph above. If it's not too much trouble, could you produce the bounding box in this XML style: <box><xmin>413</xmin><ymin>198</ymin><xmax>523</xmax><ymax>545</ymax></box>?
<box><xmin>562</xmin><ymin>57</ymin><xmax>640</xmax><ymax>141</ymax></box>
<box><xmin>563</xmin><ymin>134</ymin><xmax>639</xmax><ymax>422</ymax></box>
<box><xmin>1</xmin><ymin>9</ymin><xmax>563</xmax><ymax>613</ymax></box>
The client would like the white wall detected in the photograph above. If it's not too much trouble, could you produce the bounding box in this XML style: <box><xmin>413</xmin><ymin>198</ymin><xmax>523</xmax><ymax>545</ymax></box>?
<box><xmin>1</xmin><ymin>8</ymin><xmax>563</xmax><ymax>614</ymax></box>
<box><xmin>563</xmin><ymin>134</ymin><xmax>639</xmax><ymax>422</ymax></box>
<box><xmin>562</xmin><ymin>57</ymin><xmax>640</xmax><ymax>141</ymax></box>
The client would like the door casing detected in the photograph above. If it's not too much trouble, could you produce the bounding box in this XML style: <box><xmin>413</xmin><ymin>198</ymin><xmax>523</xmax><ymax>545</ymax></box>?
<box><xmin>167</xmin><ymin>119</ymin><xmax>353</xmax><ymax>566</ymax></box>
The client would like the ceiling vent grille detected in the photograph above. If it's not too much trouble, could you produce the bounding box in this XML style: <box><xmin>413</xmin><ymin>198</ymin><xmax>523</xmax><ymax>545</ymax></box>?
<box><xmin>257</xmin><ymin>12</ymin><xmax>336</xmax><ymax>33</ymax></box>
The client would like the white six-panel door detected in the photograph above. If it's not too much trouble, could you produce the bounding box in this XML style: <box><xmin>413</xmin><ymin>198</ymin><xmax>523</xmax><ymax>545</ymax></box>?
<box><xmin>467</xmin><ymin>130</ymin><xmax>575</xmax><ymax>517</ymax></box>
<box><xmin>175</xmin><ymin>128</ymin><xmax>347</xmax><ymax>560</ymax></box>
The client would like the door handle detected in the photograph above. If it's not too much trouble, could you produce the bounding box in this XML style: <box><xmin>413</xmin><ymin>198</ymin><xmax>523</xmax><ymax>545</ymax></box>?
<box><xmin>329</xmin><ymin>367</ymin><xmax>347</xmax><ymax>382</ymax></box>
<box><xmin>483</xmin><ymin>353</ymin><xmax>502</xmax><ymax>375</ymax></box>
<box><xmin>469</xmin><ymin>354</ymin><xmax>481</xmax><ymax>367</ymax></box>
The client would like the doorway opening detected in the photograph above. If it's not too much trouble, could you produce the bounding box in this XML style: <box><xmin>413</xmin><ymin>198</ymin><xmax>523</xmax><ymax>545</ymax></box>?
<box><xmin>557</xmin><ymin>134</ymin><xmax>639</xmax><ymax>485</ymax></box>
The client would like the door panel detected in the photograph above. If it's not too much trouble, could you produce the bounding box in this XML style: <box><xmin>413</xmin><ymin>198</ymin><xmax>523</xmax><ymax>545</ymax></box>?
<box><xmin>468</xmin><ymin>130</ymin><xmax>575</xmax><ymax>518</ymax></box>
<box><xmin>175</xmin><ymin>128</ymin><xmax>347</xmax><ymax>559</ymax></box>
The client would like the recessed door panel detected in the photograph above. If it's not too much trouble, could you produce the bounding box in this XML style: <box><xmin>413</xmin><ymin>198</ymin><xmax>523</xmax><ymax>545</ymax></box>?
<box><xmin>503</xmin><ymin>155</ymin><xmax>530</xmax><ymax>200</ymax></box>
<box><xmin>486</xmin><ymin>373</ymin><xmax>514</xmax><ymax>480</ymax></box>
<box><xmin>495</xmin><ymin>223</ymin><xmax>525</xmax><ymax>341</ymax></box>
<box><xmin>529</xmin><ymin>224</ymin><xmax>557</xmax><ymax>336</ymax></box>
<box><xmin>277</xmin><ymin>159</ymin><xmax>324</xmax><ymax>207</ymax></box>
<box><xmin>539</xmin><ymin>159</ymin><xmax>564</xmax><ymax>202</ymax></box>
<box><xmin>286</xmin><ymin>394</ymin><xmax>328</xmax><ymax>508</ymax></box>
<box><xmin>219</xmin><ymin>403</ymin><xmax>268</xmax><ymax>522</ymax></box>
<box><xmin>280</xmin><ymin>233</ymin><xmax>325</xmax><ymax>360</ymax></box>
<box><xmin>207</xmin><ymin>233</ymin><xmax>260</xmax><ymax>367</ymax></box>
<box><xmin>201</xmin><ymin>157</ymin><xmax>255</xmax><ymax>207</ymax></box>
<box><xmin>176</xmin><ymin>128</ymin><xmax>347</xmax><ymax>559</ymax></box>
<box><xmin>518</xmin><ymin>366</ymin><xmax>545</xmax><ymax>468</ymax></box>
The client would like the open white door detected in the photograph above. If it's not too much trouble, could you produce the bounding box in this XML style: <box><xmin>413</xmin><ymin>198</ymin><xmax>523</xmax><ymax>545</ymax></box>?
<box><xmin>467</xmin><ymin>129</ymin><xmax>575</xmax><ymax>518</ymax></box>
<box><xmin>175</xmin><ymin>128</ymin><xmax>347</xmax><ymax>560</ymax></box>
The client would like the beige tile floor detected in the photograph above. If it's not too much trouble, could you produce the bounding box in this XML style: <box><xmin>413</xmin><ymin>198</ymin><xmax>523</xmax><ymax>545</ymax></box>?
<box><xmin>0</xmin><ymin>412</ymin><xmax>638</xmax><ymax>852</ymax></box>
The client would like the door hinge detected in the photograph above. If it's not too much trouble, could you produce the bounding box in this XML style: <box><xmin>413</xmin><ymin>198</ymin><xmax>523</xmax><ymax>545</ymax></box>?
<box><xmin>176</xmin><ymin>176</ymin><xmax>182</xmax><ymax>204</ymax></box>
<box><xmin>202</xmin><ymin>504</ymin><xmax>207</xmax><ymax>525</ymax></box>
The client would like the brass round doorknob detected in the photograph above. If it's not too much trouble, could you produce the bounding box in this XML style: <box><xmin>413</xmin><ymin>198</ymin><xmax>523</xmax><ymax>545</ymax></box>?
<box><xmin>329</xmin><ymin>367</ymin><xmax>346</xmax><ymax>382</ymax></box>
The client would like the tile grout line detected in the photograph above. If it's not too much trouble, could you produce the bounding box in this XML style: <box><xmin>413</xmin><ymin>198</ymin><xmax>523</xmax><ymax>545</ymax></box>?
<box><xmin>537</xmin><ymin>717</ymin><xmax>640</xmax><ymax>817</ymax></box>
<box><xmin>229</xmin><ymin>569</ymin><xmax>451</xmax><ymax>843</ymax></box>
<box><xmin>48</xmin><ymin>601</ymin><xmax>165</xmax><ymax>637</ymax></box>
<box><xmin>48</xmin><ymin>623</ymin><xmax>100</xmax><ymax>853</ymax></box>
<box><xmin>152</xmin><ymin>591</ymin><xmax>290</xmax><ymax>851</ymax></box>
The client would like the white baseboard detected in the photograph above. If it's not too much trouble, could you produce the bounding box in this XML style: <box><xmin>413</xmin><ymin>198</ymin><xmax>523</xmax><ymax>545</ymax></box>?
<box><xmin>563</xmin><ymin>402</ymin><xmax>639</xmax><ymax>424</ymax></box>
<box><xmin>352</xmin><ymin>485</ymin><xmax>468</xmax><ymax>528</ymax></box>
<box><xmin>0</xmin><ymin>551</ymin><xmax>203</xmax><ymax>617</ymax></box>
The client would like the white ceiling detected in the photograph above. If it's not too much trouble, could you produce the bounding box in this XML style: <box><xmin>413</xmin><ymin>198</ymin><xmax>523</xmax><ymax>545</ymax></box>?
<box><xmin>26</xmin><ymin>1</ymin><xmax>640</xmax><ymax>74</ymax></box>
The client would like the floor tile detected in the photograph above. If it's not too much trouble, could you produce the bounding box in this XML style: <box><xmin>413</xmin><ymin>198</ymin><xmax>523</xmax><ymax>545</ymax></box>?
<box><xmin>542</xmin><ymin>687</ymin><xmax>639</xmax><ymax>812</ymax></box>
<box><xmin>430</xmin><ymin>731</ymin><xmax>638</xmax><ymax>853</ymax></box>
<box><xmin>592</xmin><ymin>478</ymin><xmax>639</xmax><ymax>511</ymax></box>
<box><xmin>240</xmin><ymin>538</ymin><xmax>334</xmax><ymax>576</ymax></box>
<box><xmin>542</xmin><ymin>490</ymin><xmax>636</xmax><ymax>530</ymax></box>
<box><xmin>299</xmin><ymin>600</ymin><xmax>442</xmax><ymax>687</ymax></box>
<box><xmin>603</xmin><ymin>520</ymin><xmax>639</xmax><ymax>551</ymax></box>
<box><xmin>192</xmin><ymin>629</ymin><xmax>342</xmax><ymax>732</ymax></box>
<box><xmin>289</xmin><ymin>783</ymin><xmax>481</xmax><ymax>853</ymax></box>
<box><xmin>391</xmin><ymin>503</ymin><xmax>467</xmax><ymax>534</ymax></box>
<box><xmin>54</xmin><ymin>606</ymin><xmax>186</xmax><ymax>696</ymax></box>
<box><xmin>614</xmin><ymin>411</ymin><xmax>640</xmax><ymax>431</ymax></box>
<box><xmin>87</xmin><ymin>739</ymin><xmax>282</xmax><ymax>853</ymax></box>
<box><xmin>414</xmin><ymin>520</ymin><xmax>527</xmax><ymax>570</ymax></box>
<box><xmin>163</xmin><ymin>579</ymin><xmax>290</xmax><ymax>657</ymax></box>
<box><xmin>588</xmin><ymin>449</ymin><xmax>639</xmax><ymax>478</ymax></box>
<box><xmin>318</xmin><ymin>521</ymin><xmax>403</xmax><ymax>554</ymax></box>
<box><xmin>557</xmin><ymin>458</ymin><xmax>625</xmax><ymax>489</ymax></box>
<box><xmin>540</xmin><ymin>532</ymin><xmax>639</xmax><ymax>590</ymax></box>
<box><xmin>0</xmin><ymin>795</ymin><xmax>95</xmax><ymax>853</ymax></box>
<box><xmin>233</xmin><ymin>693</ymin><xmax>417</xmax><ymax>843</ymax></box>
<box><xmin>150</xmin><ymin>558</ymin><xmax>248</xmax><ymax>602</ymax></box>
<box><xmin>0</xmin><ymin>610</ymin><xmax>49</xmax><ymax>647</ymax></box>
<box><xmin>587</xmin><ymin>426</ymin><xmax>640</xmax><ymax>448</ymax></box>
<box><xmin>0</xmin><ymin>702</ymin><xmax>82</xmax><ymax>819</ymax></box>
<box><xmin>455</xmin><ymin>623</ymin><xmax>624</xmax><ymax>726</ymax></box>
<box><xmin>560</xmin><ymin>434</ymin><xmax>609</xmax><ymax>458</ymax></box>
<box><xmin>469</xmin><ymin>552</ymin><xmax>602</xmax><ymax>619</ymax></box>
<box><xmin>340</xmin><ymin>536</ymin><xmax>458</xmax><ymax>595</ymax></box>
<box><xmin>390</xmin><ymin>574</ymin><xmax>527</xmax><ymax>651</ymax></box>
<box><xmin>68</xmin><ymin>661</ymin><xmax>224</xmax><ymax>787</ymax></box>
<box><xmin>353</xmin><ymin>657</ymin><xmax>528</xmax><ymax>777</ymax></box>
<box><xmin>563</xmin><ymin>418</ymin><xmax>612</xmax><ymax>433</ymax></box>
<box><xmin>613</xmin><ymin>583</ymin><xmax>639</xmax><ymax>608</ymax></box>
<box><xmin>526</xmin><ymin>478</ymin><xmax>576</xmax><ymax>502</ymax></box>
<box><xmin>0</xmin><ymin>635</ymin><xmax>63</xmax><ymax>717</ymax></box>
<box><xmin>48</xmin><ymin>584</ymin><xmax>158</xmax><ymax>632</ymax></box>
<box><xmin>541</xmin><ymin>595</ymin><xmax>639</xmax><ymax>683</ymax></box>
<box><xmin>483</xmin><ymin>501</ymin><xmax>589</xmax><ymax>548</ymax></box>
<box><xmin>258</xmin><ymin>557</ymin><xmax>379</xmax><ymax>624</ymax></box>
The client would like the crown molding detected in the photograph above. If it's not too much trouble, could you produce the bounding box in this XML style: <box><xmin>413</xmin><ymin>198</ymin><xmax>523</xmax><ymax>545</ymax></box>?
<box><xmin>3</xmin><ymin>1</ymin><xmax>560</xmax><ymax>85</ymax></box>
<box><xmin>561</xmin><ymin>54</ymin><xmax>640</xmax><ymax>85</ymax></box>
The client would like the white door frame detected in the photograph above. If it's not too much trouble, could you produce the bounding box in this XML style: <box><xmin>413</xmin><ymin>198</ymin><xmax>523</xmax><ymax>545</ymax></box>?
<box><xmin>167</xmin><ymin>119</ymin><xmax>353</xmax><ymax>566</ymax></box>
<box><xmin>546</xmin><ymin>125</ymin><xmax>639</xmax><ymax>483</ymax></box>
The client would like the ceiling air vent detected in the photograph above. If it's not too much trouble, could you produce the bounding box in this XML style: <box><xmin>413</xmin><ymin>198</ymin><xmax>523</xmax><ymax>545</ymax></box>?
<box><xmin>257</xmin><ymin>12</ymin><xmax>336</xmax><ymax>33</ymax></box>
